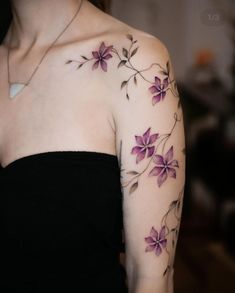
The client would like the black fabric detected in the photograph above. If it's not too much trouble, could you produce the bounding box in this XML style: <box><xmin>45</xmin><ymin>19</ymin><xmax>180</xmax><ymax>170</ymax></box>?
<box><xmin>0</xmin><ymin>151</ymin><xmax>128</xmax><ymax>292</ymax></box>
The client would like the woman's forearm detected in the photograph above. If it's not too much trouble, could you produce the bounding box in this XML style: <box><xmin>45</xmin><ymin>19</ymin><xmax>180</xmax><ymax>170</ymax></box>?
<box><xmin>129</xmin><ymin>268</ymin><xmax>174</xmax><ymax>293</ymax></box>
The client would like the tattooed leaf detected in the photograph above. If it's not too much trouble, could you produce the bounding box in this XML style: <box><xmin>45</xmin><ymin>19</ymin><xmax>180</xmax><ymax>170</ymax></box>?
<box><xmin>129</xmin><ymin>181</ymin><xmax>138</xmax><ymax>194</ymax></box>
<box><xmin>121</xmin><ymin>80</ymin><xmax>128</xmax><ymax>89</ymax></box>
<box><xmin>131</xmin><ymin>47</ymin><xmax>139</xmax><ymax>57</ymax></box>
<box><xmin>174</xmin><ymin>82</ymin><xmax>179</xmax><ymax>96</ymax></box>
<box><xmin>134</xmin><ymin>76</ymin><xmax>137</xmax><ymax>85</ymax></box>
<box><xmin>178</xmin><ymin>99</ymin><xmax>181</xmax><ymax>108</ymax></box>
<box><xmin>163</xmin><ymin>266</ymin><xmax>170</xmax><ymax>276</ymax></box>
<box><xmin>81</xmin><ymin>55</ymin><xmax>88</xmax><ymax>60</ymax></box>
<box><xmin>122</xmin><ymin>48</ymin><xmax>129</xmax><ymax>59</ymax></box>
<box><xmin>166</xmin><ymin>61</ymin><xmax>170</xmax><ymax>75</ymax></box>
<box><xmin>65</xmin><ymin>60</ymin><xmax>72</xmax><ymax>64</ymax></box>
<box><xmin>126</xmin><ymin>34</ymin><xmax>133</xmax><ymax>42</ymax></box>
<box><xmin>177</xmin><ymin>200</ymin><xmax>181</xmax><ymax>212</ymax></box>
<box><xmin>118</xmin><ymin>60</ymin><xmax>127</xmax><ymax>68</ymax></box>
<box><xmin>170</xmin><ymin>200</ymin><xmax>178</xmax><ymax>209</ymax></box>
<box><xmin>126</xmin><ymin>93</ymin><xmax>130</xmax><ymax>100</ymax></box>
<box><xmin>160</xmin><ymin>70</ymin><xmax>168</xmax><ymax>75</ymax></box>
<box><xmin>126</xmin><ymin>170</ymin><xmax>139</xmax><ymax>175</ymax></box>
<box><xmin>77</xmin><ymin>63</ymin><xmax>83</xmax><ymax>69</ymax></box>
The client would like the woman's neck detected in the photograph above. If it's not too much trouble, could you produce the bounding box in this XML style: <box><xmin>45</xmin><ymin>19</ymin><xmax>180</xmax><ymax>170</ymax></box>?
<box><xmin>8</xmin><ymin>0</ymin><xmax>84</xmax><ymax>48</ymax></box>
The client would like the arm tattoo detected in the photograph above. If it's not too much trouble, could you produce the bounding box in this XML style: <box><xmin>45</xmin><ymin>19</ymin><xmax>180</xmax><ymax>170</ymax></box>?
<box><xmin>66</xmin><ymin>33</ymin><xmax>185</xmax><ymax>278</ymax></box>
<box><xmin>65</xmin><ymin>34</ymin><xmax>180</xmax><ymax>105</ymax></box>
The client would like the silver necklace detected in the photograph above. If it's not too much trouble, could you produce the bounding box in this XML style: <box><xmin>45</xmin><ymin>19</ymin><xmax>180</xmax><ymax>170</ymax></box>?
<box><xmin>7</xmin><ymin>0</ymin><xmax>83</xmax><ymax>100</ymax></box>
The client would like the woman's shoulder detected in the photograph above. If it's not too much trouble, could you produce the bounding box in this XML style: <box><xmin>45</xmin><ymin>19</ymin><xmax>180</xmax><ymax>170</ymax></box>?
<box><xmin>95</xmin><ymin>17</ymin><xmax>170</xmax><ymax>61</ymax></box>
<box><xmin>70</xmin><ymin>2</ymin><xmax>170</xmax><ymax>63</ymax></box>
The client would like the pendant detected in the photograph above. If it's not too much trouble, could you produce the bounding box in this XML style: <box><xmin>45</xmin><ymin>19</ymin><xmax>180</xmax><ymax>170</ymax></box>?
<box><xmin>9</xmin><ymin>83</ymin><xmax>27</xmax><ymax>99</ymax></box>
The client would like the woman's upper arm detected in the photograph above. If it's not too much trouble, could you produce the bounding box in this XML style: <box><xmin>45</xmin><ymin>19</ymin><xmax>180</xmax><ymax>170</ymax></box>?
<box><xmin>113</xmin><ymin>34</ymin><xmax>186</xmax><ymax>292</ymax></box>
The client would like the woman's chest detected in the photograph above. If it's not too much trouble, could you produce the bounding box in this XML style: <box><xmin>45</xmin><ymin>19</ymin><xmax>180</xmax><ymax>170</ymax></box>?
<box><xmin>0</xmin><ymin>59</ymin><xmax>116</xmax><ymax>165</ymax></box>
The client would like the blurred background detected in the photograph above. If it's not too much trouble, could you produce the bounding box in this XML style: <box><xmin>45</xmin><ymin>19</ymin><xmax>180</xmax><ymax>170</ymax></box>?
<box><xmin>1</xmin><ymin>0</ymin><xmax>235</xmax><ymax>292</ymax></box>
<box><xmin>110</xmin><ymin>0</ymin><xmax>235</xmax><ymax>292</ymax></box>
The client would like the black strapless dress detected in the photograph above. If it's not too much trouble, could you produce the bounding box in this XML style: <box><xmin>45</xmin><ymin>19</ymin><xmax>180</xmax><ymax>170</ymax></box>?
<box><xmin>0</xmin><ymin>151</ymin><xmax>128</xmax><ymax>292</ymax></box>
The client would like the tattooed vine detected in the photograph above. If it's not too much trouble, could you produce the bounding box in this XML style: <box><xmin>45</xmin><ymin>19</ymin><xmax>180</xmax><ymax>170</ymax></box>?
<box><xmin>65</xmin><ymin>34</ymin><xmax>180</xmax><ymax>105</ymax></box>
<box><xmin>145</xmin><ymin>187</ymin><xmax>184</xmax><ymax>276</ymax></box>
<box><xmin>121</xmin><ymin>112</ymin><xmax>182</xmax><ymax>194</ymax></box>
<box><xmin>120</xmin><ymin>111</ymin><xmax>184</xmax><ymax>278</ymax></box>
<box><xmin>65</xmin><ymin>33</ymin><xmax>185</xmax><ymax>279</ymax></box>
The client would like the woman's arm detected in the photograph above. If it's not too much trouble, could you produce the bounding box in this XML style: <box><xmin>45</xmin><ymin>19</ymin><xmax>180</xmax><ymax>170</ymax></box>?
<box><xmin>113</xmin><ymin>34</ymin><xmax>185</xmax><ymax>293</ymax></box>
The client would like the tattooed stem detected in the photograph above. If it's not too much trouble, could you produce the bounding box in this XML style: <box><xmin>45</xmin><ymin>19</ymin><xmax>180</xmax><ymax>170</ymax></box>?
<box><xmin>162</xmin><ymin>113</ymin><xmax>181</xmax><ymax>154</ymax></box>
<box><xmin>140</xmin><ymin>62</ymin><xmax>166</xmax><ymax>74</ymax></box>
<box><xmin>167</xmin><ymin>86</ymin><xmax>179</xmax><ymax>98</ymax></box>
<box><xmin>111</xmin><ymin>48</ymin><xmax>133</xmax><ymax>71</ymax></box>
<box><xmin>66</xmin><ymin>57</ymin><xmax>95</xmax><ymax>68</ymax></box>
<box><xmin>66</xmin><ymin>34</ymin><xmax>180</xmax><ymax>103</ymax></box>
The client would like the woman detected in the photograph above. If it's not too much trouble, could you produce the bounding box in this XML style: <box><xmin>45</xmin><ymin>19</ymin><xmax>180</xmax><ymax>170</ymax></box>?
<box><xmin>0</xmin><ymin>0</ymin><xmax>185</xmax><ymax>292</ymax></box>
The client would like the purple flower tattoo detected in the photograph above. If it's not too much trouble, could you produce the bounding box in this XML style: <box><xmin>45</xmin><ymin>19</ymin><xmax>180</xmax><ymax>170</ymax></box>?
<box><xmin>131</xmin><ymin>127</ymin><xmax>159</xmax><ymax>164</ymax></box>
<box><xmin>145</xmin><ymin>226</ymin><xmax>167</xmax><ymax>256</ymax></box>
<box><xmin>149</xmin><ymin>146</ymin><xmax>179</xmax><ymax>187</ymax></box>
<box><xmin>149</xmin><ymin>76</ymin><xmax>169</xmax><ymax>105</ymax></box>
<box><xmin>92</xmin><ymin>42</ymin><xmax>113</xmax><ymax>72</ymax></box>
<box><xmin>66</xmin><ymin>34</ymin><xmax>180</xmax><ymax>104</ymax></box>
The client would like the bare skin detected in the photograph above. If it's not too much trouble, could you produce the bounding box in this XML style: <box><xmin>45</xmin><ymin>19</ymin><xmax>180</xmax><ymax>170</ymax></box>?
<box><xmin>0</xmin><ymin>0</ymin><xmax>148</xmax><ymax>168</ymax></box>
<box><xmin>0</xmin><ymin>1</ymin><xmax>185</xmax><ymax>292</ymax></box>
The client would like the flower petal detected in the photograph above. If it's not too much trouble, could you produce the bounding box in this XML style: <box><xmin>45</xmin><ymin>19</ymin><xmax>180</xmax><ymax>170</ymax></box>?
<box><xmin>152</xmin><ymin>94</ymin><xmax>162</xmax><ymax>105</ymax></box>
<box><xmin>169</xmin><ymin>159</ymin><xmax>179</xmax><ymax>168</ymax></box>
<box><xmin>145</xmin><ymin>245</ymin><xmax>155</xmax><ymax>252</ymax></box>
<box><xmin>92</xmin><ymin>60</ymin><xmax>100</xmax><ymax>70</ymax></box>
<box><xmin>149</xmin><ymin>85</ymin><xmax>157</xmax><ymax>94</ymax></box>
<box><xmin>160</xmin><ymin>239</ymin><xmax>167</xmax><ymax>248</ymax></box>
<box><xmin>165</xmin><ymin>146</ymin><xmax>174</xmax><ymax>163</ymax></box>
<box><xmin>92</xmin><ymin>51</ymin><xmax>99</xmax><ymax>59</ymax></box>
<box><xmin>154</xmin><ymin>76</ymin><xmax>161</xmax><ymax>87</ymax></box>
<box><xmin>145</xmin><ymin>236</ymin><xmax>155</xmax><ymax>244</ymax></box>
<box><xmin>163</xmin><ymin>77</ymin><xmax>169</xmax><ymax>88</ymax></box>
<box><xmin>103</xmin><ymin>53</ymin><xmax>113</xmax><ymax>60</ymax></box>
<box><xmin>152</xmin><ymin>154</ymin><xmax>164</xmax><ymax>166</ymax></box>
<box><xmin>100</xmin><ymin>60</ymin><xmax>108</xmax><ymax>72</ymax></box>
<box><xmin>149</xmin><ymin>133</ymin><xmax>159</xmax><ymax>144</ymax></box>
<box><xmin>136</xmin><ymin>149</ymin><xmax>146</xmax><ymax>163</ymax></box>
<box><xmin>161</xmin><ymin>91</ymin><xmax>167</xmax><ymax>101</ymax></box>
<box><xmin>99</xmin><ymin>42</ymin><xmax>106</xmax><ymax>55</ymax></box>
<box><xmin>131</xmin><ymin>146</ymin><xmax>143</xmax><ymax>155</ymax></box>
<box><xmin>103</xmin><ymin>45</ymin><xmax>114</xmax><ymax>56</ymax></box>
<box><xmin>157</xmin><ymin>170</ymin><xmax>168</xmax><ymax>187</ymax></box>
<box><xmin>150</xmin><ymin>226</ymin><xmax>158</xmax><ymax>239</ymax></box>
<box><xmin>143</xmin><ymin>127</ymin><xmax>151</xmax><ymax>144</ymax></box>
<box><xmin>168</xmin><ymin>167</ymin><xmax>176</xmax><ymax>178</ymax></box>
<box><xmin>135</xmin><ymin>135</ymin><xmax>144</xmax><ymax>146</ymax></box>
<box><xmin>149</xmin><ymin>166</ymin><xmax>163</xmax><ymax>177</ymax></box>
<box><xmin>147</xmin><ymin>146</ymin><xmax>155</xmax><ymax>157</ymax></box>
<box><xmin>155</xmin><ymin>244</ymin><xmax>162</xmax><ymax>256</ymax></box>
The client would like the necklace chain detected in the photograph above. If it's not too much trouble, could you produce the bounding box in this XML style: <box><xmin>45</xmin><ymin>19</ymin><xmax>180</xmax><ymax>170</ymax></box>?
<box><xmin>7</xmin><ymin>0</ymin><xmax>83</xmax><ymax>90</ymax></box>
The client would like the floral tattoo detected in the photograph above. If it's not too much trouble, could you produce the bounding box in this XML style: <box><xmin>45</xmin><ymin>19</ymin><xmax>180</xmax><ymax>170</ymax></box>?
<box><xmin>66</xmin><ymin>34</ymin><xmax>184</xmax><ymax>278</ymax></box>
<box><xmin>145</xmin><ymin>226</ymin><xmax>167</xmax><ymax>256</ymax></box>
<box><xmin>122</xmin><ymin>113</ymin><xmax>181</xmax><ymax>194</ymax></box>
<box><xmin>145</xmin><ymin>188</ymin><xmax>184</xmax><ymax>276</ymax></box>
<box><xmin>120</xmin><ymin>112</ymin><xmax>184</xmax><ymax>277</ymax></box>
<box><xmin>65</xmin><ymin>34</ymin><xmax>180</xmax><ymax>105</ymax></box>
